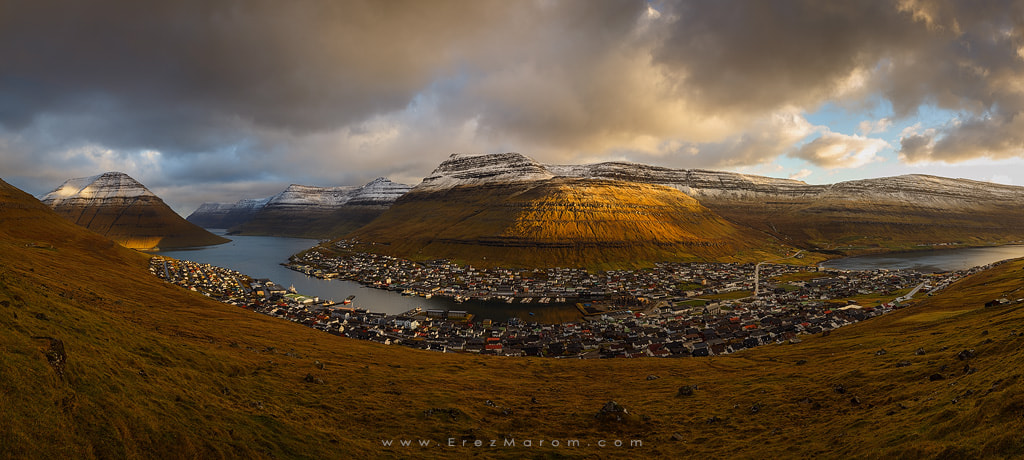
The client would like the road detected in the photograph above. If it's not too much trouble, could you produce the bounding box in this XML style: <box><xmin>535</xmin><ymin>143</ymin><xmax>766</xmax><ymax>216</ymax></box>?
<box><xmin>895</xmin><ymin>281</ymin><xmax>928</xmax><ymax>303</ymax></box>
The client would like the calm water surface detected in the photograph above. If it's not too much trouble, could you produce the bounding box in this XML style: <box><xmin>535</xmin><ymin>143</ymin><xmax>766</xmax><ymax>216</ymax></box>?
<box><xmin>820</xmin><ymin>245</ymin><xmax>1024</xmax><ymax>272</ymax></box>
<box><xmin>155</xmin><ymin>230</ymin><xmax>580</xmax><ymax>323</ymax></box>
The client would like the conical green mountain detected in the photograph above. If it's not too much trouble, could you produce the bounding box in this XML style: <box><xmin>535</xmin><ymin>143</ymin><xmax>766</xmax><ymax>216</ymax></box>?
<box><xmin>40</xmin><ymin>172</ymin><xmax>228</xmax><ymax>250</ymax></box>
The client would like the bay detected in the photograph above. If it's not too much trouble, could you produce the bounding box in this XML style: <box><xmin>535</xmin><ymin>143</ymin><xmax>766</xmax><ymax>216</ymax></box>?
<box><xmin>154</xmin><ymin>230</ymin><xmax>581</xmax><ymax>323</ymax></box>
<box><xmin>819</xmin><ymin>245</ymin><xmax>1024</xmax><ymax>273</ymax></box>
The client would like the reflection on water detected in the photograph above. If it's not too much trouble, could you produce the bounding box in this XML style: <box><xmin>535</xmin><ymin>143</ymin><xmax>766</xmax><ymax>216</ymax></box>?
<box><xmin>820</xmin><ymin>245</ymin><xmax>1024</xmax><ymax>273</ymax></box>
<box><xmin>155</xmin><ymin>230</ymin><xmax>580</xmax><ymax>323</ymax></box>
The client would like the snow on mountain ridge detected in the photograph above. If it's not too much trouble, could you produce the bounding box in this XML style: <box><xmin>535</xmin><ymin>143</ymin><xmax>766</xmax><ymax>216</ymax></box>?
<box><xmin>40</xmin><ymin>172</ymin><xmax>157</xmax><ymax>206</ymax></box>
<box><xmin>414</xmin><ymin>153</ymin><xmax>1024</xmax><ymax>204</ymax></box>
<box><xmin>416</xmin><ymin>152</ymin><xmax>554</xmax><ymax>191</ymax></box>
<box><xmin>191</xmin><ymin>178</ymin><xmax>414</xmax><ymax>216</ymax></box>
<box><xmin>193</xmin><ymin>197</ymin><xmax>272</xmax><ymax>214</ymax></box>
<box><xmin>349</xmin><ymin>177</ymin><xmax>413</xmax><ymax>203</ymax></box>
<box><xmin>265</xmin><ymin>184</ymin><xmax>358</xmax><ymax>208</ymax></box>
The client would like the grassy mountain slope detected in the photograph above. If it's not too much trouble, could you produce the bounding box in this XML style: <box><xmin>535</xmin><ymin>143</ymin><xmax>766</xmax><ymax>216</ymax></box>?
<box><xmin>4</xmin><ymin>177</ymin><xmax>1024</xmax><ymax>458</ymax></box>
<box><xmin>49</xmin><ymin>195</ymin><xmax>230</xmax><ymax>250</ymax></box>
<box><xmin>348</xmin><ymin>178</ymin><xmax>800</xmax><ymax>269</ymax></box>
<box><xmin>704</xmin><ymin>197</ymin><xmax>1024</xmax><ymax>254</ymax></box>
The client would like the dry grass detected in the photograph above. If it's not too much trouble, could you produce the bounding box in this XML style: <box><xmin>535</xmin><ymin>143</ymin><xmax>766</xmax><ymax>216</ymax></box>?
<box><xmin>705</xmin><ymin>198</ymin><xmax>1024</xmax><ymax>257</ymax></box>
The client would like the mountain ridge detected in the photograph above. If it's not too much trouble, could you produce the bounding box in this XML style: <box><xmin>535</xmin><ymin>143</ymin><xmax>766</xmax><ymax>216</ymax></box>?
<box><xmin>188</xmin><ymin>177</ymin><xmax>413</xmax><ymax>238</ymax></box>
<box><xmin>380</xmin><ymin>153</ymin><xmax>1024</xmax><ymax>262</ymax></box>
<box><xmin>420</xmin><ymin>152</ymin><xmax>1024</xmax><ymax>203</ymax></box>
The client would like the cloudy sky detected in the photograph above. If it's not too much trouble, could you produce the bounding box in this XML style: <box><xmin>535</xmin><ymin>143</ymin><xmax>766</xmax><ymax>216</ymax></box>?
<box><xmin>2</xmin><ymin>0</ymin><xmax>1024</xmax><ymax>214</ymax></box>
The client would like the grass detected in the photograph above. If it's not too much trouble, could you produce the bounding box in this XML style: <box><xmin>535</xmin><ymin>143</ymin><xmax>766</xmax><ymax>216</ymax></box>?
<box><xmin>48</xmin><ymin>194</ymin><xmax>229</xmax><ymax>250</ymax></box>
<box><xmin>706</xmin><ymin>198</ymin><xmax>1024</xmax><ymax>259</ymax></box>
<box><xmin>6</xmin><ymin>178</ymin><xmax>1024</xmax><ymax>458</ymax></box>
<box><xmin>347</xmin><ymin>178</ymin><xmax>800</xmax><ymax>270</ymax></box>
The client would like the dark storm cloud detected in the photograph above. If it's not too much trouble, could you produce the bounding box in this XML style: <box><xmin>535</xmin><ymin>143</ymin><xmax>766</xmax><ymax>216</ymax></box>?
<box><xmin>652</xmin><ymin>0</ymin><xmax>927</xmax><ymax>114</ymax></box>
<box><xmin>0</xmin><ymin>0</ymin><xmax>511</xmax><ymax>149</ymax></box>
<box><xmin>652</xmin><ymin>0</ymin><xmax>1024</xmax><ymax>164</ymax></box>
<box><xmin>881</xmin><ymin>1</ymin><xmax>1024</xmax><ymax>163</ymax></box>
<box><xmin>2</xmin><ymin>0</ymin><xmax>1024</xmax><ymax>211</ymax></box>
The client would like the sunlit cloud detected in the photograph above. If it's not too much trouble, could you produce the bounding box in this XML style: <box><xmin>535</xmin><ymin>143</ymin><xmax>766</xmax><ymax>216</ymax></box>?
<box><xmin>789</xmin><ymin>169</ymin><xmax>813</xmax><ymax>180</ymax></box>
<box><xmin>791</xmin><ymin>132</ymin><xmax>890</xmax><ymax>169</ymax></box>
<box><xmin>858</xmin><ymin>118</ymin><xmax>893</xmax><ymax>135</ymax></box>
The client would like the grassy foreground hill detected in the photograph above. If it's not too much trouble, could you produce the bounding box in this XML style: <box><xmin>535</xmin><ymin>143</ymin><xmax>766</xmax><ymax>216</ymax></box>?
<box><xmin>4</xmin><ymin>177</ymin><xmax>1024</xmax><ymax>458</ymax></box>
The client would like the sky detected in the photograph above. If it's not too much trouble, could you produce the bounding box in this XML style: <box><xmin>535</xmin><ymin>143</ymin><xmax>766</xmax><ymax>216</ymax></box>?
<box><xmin>2</xmin><ymin>0</ymin><xmax>1024</xmax><ymax>215</ymax></box>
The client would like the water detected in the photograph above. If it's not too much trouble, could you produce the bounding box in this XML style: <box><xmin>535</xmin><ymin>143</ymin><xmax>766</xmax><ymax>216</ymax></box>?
<box><xmin>820</xmin><ymin>245</ymin><xmax>1024</xmax><ymax>273</ymax></box>
<box><xmin>154</xmin><ymin>230</ymin><xmax>580</xmax><ymax>323</ymax></box>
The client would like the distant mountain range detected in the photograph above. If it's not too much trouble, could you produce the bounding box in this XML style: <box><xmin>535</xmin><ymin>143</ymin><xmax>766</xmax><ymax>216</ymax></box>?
<box><xmin>39</xmin><ymin>172</ymin><xmax>228</xmax><ymax>250</ymax></box>
<box><xmin>346</xmin><ymin>152</ymin><xmax>1024</xmax><ymax>268</ymax></box>
<box><xmin>187</xmin><ymin>177</ymin><xmax>412</xmax><ymax>238</ymax></box>
<box><xmin>90</xmin><ymin>150</ymin><xmax>1024</xmax><ymax>267</ymax></box>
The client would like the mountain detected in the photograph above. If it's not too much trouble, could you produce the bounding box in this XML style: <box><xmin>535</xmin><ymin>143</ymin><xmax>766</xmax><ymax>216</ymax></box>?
<box><xmin>40</xmin><ymin>172</ymin><xmax>228</xmax><ymax>250</ymax></box>
<box><xmin>563</xmin><ymin>162</ymin><xmax>1024</xmax><ymax>253</ymax></box>
<box><xmin>349</xmin><ymin>153</ymin><xmax>1024</xmax><ymax>267</ymax></box>
<box><xmin>349</xmin><ymin>154</ymin><xmax>793</xmax><ymax>269</ymax></box>
<box><xmin>185</xmin><ymin>197</ymin><xmax>271</xmax><ymax>229</ymax></box>
<box><xmin>222</xmin><ymin>177</ymin><xmax>412</xmax><ymax>238</ymax></box>
<box><xmin>5</xmin><ymin>175</ymin><xmax>1024</xmax><ymax>457</ymax></box>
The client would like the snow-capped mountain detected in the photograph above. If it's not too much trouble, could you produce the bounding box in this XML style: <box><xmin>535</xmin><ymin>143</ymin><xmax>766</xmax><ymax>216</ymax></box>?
<box><xmin>351</xmin><ymin>152</ymin><xmax>1024</xmax><ymax>267</ymax></box>
<box><xmin>188</xmin><ymin>177</ymin><xmax>413</xmax><ymax>238</ymax></box>
<box><xmin>40</xmin><ymin>172</ymin><xmax>157</xmax><ymax>206</ymax></box>
<box><xmin>261</xmin><ymin>184</ymin><xmax>358</xmax><ymax>210</ymax></box>
<box><xmin>346</xmin><ymin>177</ymin><xmax>416</xmax><ymax>206</ymax></box>
<box><xmin>416</xmin><ymin>153</ymin><xmax>555</xmax><ymax>191</ymax></box>
<box><xmin>417</xmin><ymin>152</ymin><xmax>1024</xmax><ymax>206</ymax></box>
<box><xmin>40</xmin><ymin>172</ymin><xmax>228</xmax><ymax>250</ymax></box>
<box><xmin>187</xmin><ymin>197</ymin><xmax>272</xmax><ymax>229</ymax></box>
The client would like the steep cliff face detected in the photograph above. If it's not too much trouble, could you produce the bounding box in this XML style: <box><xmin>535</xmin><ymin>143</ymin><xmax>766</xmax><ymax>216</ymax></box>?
<box><xmin>416</xmin><ymin>153</ymin><xmax>555</xmax><ymax>191</ymax></box>
<box><xmin>39</xmin><ymin>172</ymin><xmax>229</xmax><ymax>250</ymax></box>
<box><xmin>228</xmin><ymin>178</ymin><xmax>412</xmax><ymax>238</ymax></box>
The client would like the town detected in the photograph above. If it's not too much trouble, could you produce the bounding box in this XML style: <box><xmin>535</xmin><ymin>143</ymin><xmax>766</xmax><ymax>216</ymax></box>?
<box><xmin>149</xmin><ymin>247</ymin><xmax>988</xmax><ymax>359</ymax></box>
